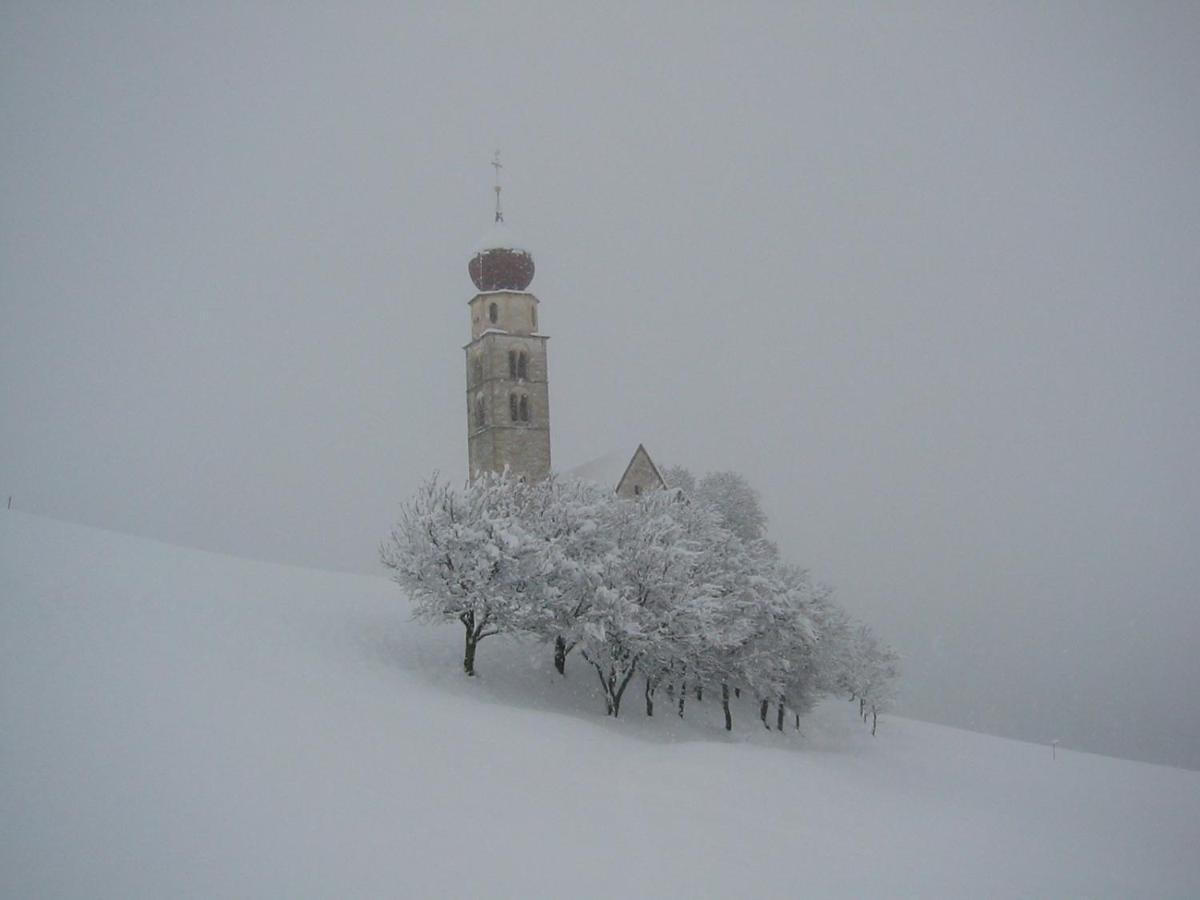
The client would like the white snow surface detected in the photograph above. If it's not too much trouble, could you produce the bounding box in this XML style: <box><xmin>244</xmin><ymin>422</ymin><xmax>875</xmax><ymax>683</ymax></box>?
<box><xmin>2</xmin><ymin>509</ymin><xmax>1198</xmax><ymax>899</ymax></box>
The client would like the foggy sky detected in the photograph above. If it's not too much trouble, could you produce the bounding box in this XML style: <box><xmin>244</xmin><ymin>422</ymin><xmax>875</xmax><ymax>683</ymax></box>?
<box><xmin>3</xmin><ymin>2</ymin><xmax>1198</xmax><ymax>768</ymax></box>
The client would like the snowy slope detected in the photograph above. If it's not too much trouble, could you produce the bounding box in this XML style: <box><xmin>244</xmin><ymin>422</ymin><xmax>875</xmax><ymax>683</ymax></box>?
<box><xmin>2</xmin><ymin>510</ymin><xmax>1198</xmax><ymax>899</ymax></box>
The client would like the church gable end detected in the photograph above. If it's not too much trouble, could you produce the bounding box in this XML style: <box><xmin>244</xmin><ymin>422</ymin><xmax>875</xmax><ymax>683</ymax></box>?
<box><xmin>615</xmin><ymin>444</ymin><xmax>666</xmax><ymax>499</ymax></box>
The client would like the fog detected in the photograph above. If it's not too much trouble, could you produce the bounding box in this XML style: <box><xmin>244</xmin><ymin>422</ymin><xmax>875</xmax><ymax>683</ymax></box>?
<box><xmin>3</xmin><ymin>3</ymin><xmax>1198</xmax><ymax>769</ymax></box>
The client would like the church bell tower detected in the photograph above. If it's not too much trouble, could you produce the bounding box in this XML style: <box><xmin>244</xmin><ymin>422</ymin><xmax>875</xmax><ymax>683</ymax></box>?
<box><xmin>464</xmin><ymin>154</ymin><xmax>551</xmax><ymax>480</ymax></box>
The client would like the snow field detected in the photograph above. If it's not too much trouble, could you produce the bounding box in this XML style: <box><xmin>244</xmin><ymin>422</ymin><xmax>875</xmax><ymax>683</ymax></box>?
<box><xmin>2</xmin><ymin>510</ymin><xmax>1198</xmax><ymax>898</ymax></box>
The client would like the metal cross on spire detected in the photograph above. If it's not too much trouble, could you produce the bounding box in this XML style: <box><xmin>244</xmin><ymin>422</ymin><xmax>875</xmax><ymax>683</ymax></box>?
<box><xmin>491</xmin><ymin>150</ymin><xmax>504</xmax><ymax>223</ymax></box>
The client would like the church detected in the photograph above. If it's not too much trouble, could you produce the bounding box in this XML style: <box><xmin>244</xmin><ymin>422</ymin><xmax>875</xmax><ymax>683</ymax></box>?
<box><xmin>462</xmin><ymin>162</ymin><xmax>666</xmax><ymax>498</ymax></box>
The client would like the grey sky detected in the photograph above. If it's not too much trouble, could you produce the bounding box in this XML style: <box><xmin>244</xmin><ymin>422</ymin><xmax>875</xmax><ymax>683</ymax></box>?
<box><xmin>3</xmin><ymin>2</ymin><xmax>1198</xmax><ymax>768</ymax></box>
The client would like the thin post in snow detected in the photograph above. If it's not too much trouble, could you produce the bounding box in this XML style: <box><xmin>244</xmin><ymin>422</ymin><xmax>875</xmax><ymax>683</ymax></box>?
<box><xmin>1051</xmin><ymin>739</ymin><xmax>1060</xmax><ymax>760</ymax></box>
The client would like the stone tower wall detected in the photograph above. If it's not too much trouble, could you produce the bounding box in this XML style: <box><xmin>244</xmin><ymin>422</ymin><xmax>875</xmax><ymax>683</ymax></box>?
<box><xmin>465</xmin><ymin>292</ymin><xmax>550</xmax><ymax>480</ymax></box>
<box><xmin>468</xmin><ymin>291</ymin><xmax>540</xmax><ymax>339</ymax></box>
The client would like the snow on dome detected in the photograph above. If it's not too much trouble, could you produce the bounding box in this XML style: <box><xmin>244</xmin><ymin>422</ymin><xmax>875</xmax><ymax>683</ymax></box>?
<box><xmin>472</xmin><ymin>221</ymin><xmax>530</xmax><ymax>255</ymax></box>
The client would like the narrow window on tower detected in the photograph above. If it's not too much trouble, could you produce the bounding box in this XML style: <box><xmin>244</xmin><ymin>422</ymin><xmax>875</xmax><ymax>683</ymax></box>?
<box><xmin>489</xmin><ymin>303</ymin><xmax>498</xmax><ymax>324</ymax></box>
<box><xmin>634</xmin><ymin>484</ymin><xmax>642</xmax><ymax>496</ymax></box>
<box><xmin>474</xmin><ymin>397</ymin><xmax>485</xmax><ymax>428</ymax></box>
<box><xmin>508</xmin><ymin>350</ymin><xmax>517</xmax><ymax>379</ymax></box>
<box><xmin>531</xmin><ymin>307</ymin><xmax>538</xmax><ymax>330</ymax></box>
<box><xmin>519</xmin><ymin>395</ymin><xmax>529</xmax><ymax>422</ymax></box>
<box><xmin>517</xmin><ymin>352</ymin><xmax>528</xmax><ymax>380</ymax></box>
<box><xmin>509</xmin><ymin>393</ymin><xmax>519</xmax><ymax>422</ymax></box>
<box><xmin>473</xmin><ymin>359</ymin><xmax>483</xmax><ymax>385</ymax></box>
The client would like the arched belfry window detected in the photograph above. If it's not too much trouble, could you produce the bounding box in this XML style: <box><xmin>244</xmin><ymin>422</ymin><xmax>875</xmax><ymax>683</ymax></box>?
<box><xmin>474</xmin><ymin>397</ymin><xmax>485</xmax><ymax>429</ymax></box>
<box><xmin>509</xmin><ymin>393</ymin><xmax>519</xmax><ymax>422</ymax></box>
<box><xmin>531</xmin><ymin>307</ymin><xmax>538</xmax><ymax>330</ymax></box>
<box><xmin>489</xmin><ymin>303</ymin><xmax>498</xmax><ymax>324</ymax></box>
<box><xmin>508</xmin><ymin>350</ymin><xmax>518</xmax><ymax>379</ymax></box>
<box><xmin>519</xmin><ymin>394</ymin><xmax>529</xmax><ymax>422</ymax></box>
<box><xmin>517</xmin><ymin>352</ymin><xmax>528</xmax><ymax>380</ymax></box>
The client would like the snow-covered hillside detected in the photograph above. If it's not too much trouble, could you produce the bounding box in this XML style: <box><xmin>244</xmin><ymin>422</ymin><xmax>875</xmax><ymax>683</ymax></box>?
<box><xmin>2</xmin><ymin>510</ymin><xmax>1198</xmax><ymax>898</ymax></box>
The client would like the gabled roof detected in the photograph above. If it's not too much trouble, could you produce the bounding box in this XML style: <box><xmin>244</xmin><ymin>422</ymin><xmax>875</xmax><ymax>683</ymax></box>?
<box><xmin>615</xmin><ymin>444</ymin><xmax>667</xmax><ymax>495</ymax></box>
<box><xmin>564</xmin><ymin>450</ymin><xmax>631</xmax><ymax>489</ymax></box>
<box><xmin>565</xmin><ymin>445</ymin><xmax>667</xmax><ymax>494</ymax></box>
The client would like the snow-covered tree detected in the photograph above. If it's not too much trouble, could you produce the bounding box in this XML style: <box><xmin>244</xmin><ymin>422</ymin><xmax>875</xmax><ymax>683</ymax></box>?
<box><xmin>856</xmin><ymin>627</ymin><xmax>900</xmax><ymax>735</ymax></box>
<box><xmin>696</xmin><ymin>470</ymin><xmax>769</xmax><ymax>544</ymax></box>
<box><xmin>747</xmin><ymin>563</ymin><xmax>821</xmax><ymax>730</ymax></box>
<box><xmin>635</xmin><ymin>495</ymin><xmax>748</xmax><ymax>720</ymax></box>
<box><xmin>380</xmin><ymin>474</ymin><xmax>548</xmax><ymax>676</ymax></box>
<box><xmin>782</xmin><ymin>569</ymin><xmax>840</xmax><ymax>729</ymax></box>
<box><xmin>834</xmin><ymin>622</ymin><xmax>901</xmax><ymax>734</ymax></box>
<box><xmin>660</xmin><ymin>464</ymin><xmax>696</xmax><ymax>496</ymax></box>
<box><xmin>523</xmin><ymin>475</ymin><xmax>613</xmax><ymax>675</ymax></box>
<box><xmin>381</xmin><ymin>467</ymin><xmax>900</xmax><ymax>733</ymax></box>
<box><xmin>572</xmin><ymin>489</ymin><xmax>694</xmax><ymax>717</ymax></box>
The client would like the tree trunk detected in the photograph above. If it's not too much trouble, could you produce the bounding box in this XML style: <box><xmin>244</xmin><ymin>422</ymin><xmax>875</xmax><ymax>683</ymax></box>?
<box><xmin>872</xmin><ymin>708</ymin><xmax>878</xmax><ymax>736</ymax></box>
<box><xmin>795</xmin><ymin>713</ymin><xmax>800</xmax><ymax>730</ymax></box>
<box><xmin>759</xmin><ymin>698</ymin><xmax>770</xmax><ymax>729</ymax></box>
<box><xmin>734</xmin><ymin>687</ymin><xmax>741</xmax><ymax>699</ymax></box>
<box><xmin>463</xmin><ymin>631</ymin><xmax>477</xmax><ymax>677</ymax></box>
<box><xmin>554</xmin><ymin>635</ymin><xmax>568</xmax><ymax>675</ymax></box>
<box><xmin>678</xmin><ymin>682</ymin><xmax>687</xmax><ymax>718</ymax></box>
<box><xmin>588</xmin><ymin>659</ymin><xmax>637</xmax><ymax>718</ymax></box>
<box><xmin>644</xmin><ymin>677</ymin><xmax>655</xmax><ymax>717</ymax></box>
<box><xmin>721</xmin><ymin>682</ymin><xmax>732</xmax><ymax>731</ymax></box>
<box><xmin>591</xmin><ymin>663</ymin><xmax>615</xmax><ymax>715</ymax></box>
<box><xmin>777</xmin><ymin>697</ymin><xmax>786</xmax><ymax>731</ymax></box>
<box><xmin>695</xmin><ymin>685</ymin><xmax>703</xmax><ymax>702</ymax></box>
<box><xmin>610</xmin><ymin>663</ymin><xmax>638</xmax><ymax>718</ymax></box>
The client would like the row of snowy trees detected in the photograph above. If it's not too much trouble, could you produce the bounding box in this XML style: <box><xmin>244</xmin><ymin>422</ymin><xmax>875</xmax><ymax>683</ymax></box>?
<box><xmin>380</xmin><ymin>470</ymin><xmax>898</xmax><ymax>733</ymax></box>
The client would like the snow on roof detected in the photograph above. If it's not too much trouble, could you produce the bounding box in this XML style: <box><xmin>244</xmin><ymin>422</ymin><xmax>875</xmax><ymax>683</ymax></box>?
<box><xmin>563</xmin><ymin>450</ymin><xmax>632</xmax><ymax>490</ymax></box>
<box><xmin>565</xmin><ymin>446</ymin><xmax>668</xmax><ymax>493</ymax></box>
<box><xmin>472</xmin><ymin>220</ymin><xmax>530</xmax><ymax>255</ymax></box>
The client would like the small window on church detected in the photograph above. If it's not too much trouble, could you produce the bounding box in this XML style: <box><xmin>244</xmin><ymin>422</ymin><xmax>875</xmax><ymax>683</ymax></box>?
<box><xmin>531</xmin><ymin>307</ymin><xmax>537</xmax><ymax>330</ymax></box>
<box><xmin>473</xmin><ymin>359</ymin><xmax>483</xmax><ymax>385</ymax></box>
<box><xmin>510</xmin><ymin>393</ymin><xmax>519</xmax><ymax>422</ymax></box>
<box><xmin>517</xmin><ymin>352</ymin><xmax>528</xmax><ymax>380</ymax></box>
<box><xmin>489</xmin><ymin>303</ymin><xmax>498</xmax><ymax>324</ymax></box>
<box><xmin>519</xmin><ymin>395</ymin><xmax>529</xmax><ymax>422</ymax></box>
<box><xmin>634</xmin><ymin>484</ymin><xmax>641</xmax><ymax>496</ymax></box>
<box><xmin>474</xmin><ymin>397</ymin><xmax>485</xmax><ymax>428</ymax></box>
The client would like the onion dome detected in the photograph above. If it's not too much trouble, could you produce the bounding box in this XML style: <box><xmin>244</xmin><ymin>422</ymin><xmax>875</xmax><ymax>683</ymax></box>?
<box><xmin>469</xmin><ymin>221</ymin><xmax>534</xmax><ymax>292</ymax></box>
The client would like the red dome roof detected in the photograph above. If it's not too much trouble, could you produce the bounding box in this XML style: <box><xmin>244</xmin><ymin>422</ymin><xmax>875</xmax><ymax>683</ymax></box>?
<box><xmin>469</xmin><ymin>247</ymin><xmax>534</xmax><ymax>291</ymax></box>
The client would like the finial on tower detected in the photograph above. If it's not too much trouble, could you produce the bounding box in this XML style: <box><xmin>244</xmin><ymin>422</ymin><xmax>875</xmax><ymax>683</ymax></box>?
<box><xmin>491</xmin><ymin>149</ymin><xmax>504</xmax><ymax>223</ymax></box>
<box><xmin>469</xmin><ymin>150</ymin><xmax>533</xmax><ymax>290</ymax></box>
